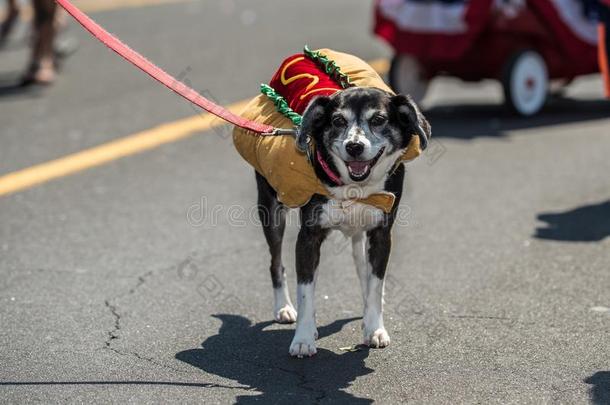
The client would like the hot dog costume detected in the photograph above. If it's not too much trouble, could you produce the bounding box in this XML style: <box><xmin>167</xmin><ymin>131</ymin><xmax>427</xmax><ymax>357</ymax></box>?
<box><xmin>232</xmin><ymin>47</ymin><xmax>423</xmax><ymax>213</ymax></box>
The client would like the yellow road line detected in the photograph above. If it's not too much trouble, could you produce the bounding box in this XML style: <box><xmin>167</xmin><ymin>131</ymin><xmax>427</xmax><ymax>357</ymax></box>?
<box><xmin>71</xmin><ymin>0</ymin><xmax>193</xmax><ymax>14</ymax></box>
<box><xmin>0</xmin><ymin>59</ymin><xmax>389</xmax><ymax>197</ymax></box>
<box><xmin>0</xmin><ymin>101</ymin><xmax>248</xmax><ymax>196</ymax></box>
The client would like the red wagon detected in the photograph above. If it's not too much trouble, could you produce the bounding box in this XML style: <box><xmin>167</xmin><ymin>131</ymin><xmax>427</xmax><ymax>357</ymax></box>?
<box><xmin>374</xmin><ymin>0</ymin><xmax>601</xmax><ymax>115</ymax></box>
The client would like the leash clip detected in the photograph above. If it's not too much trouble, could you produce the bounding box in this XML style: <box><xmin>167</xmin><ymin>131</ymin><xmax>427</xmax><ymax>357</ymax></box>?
<box><xmin>266</xmin><ymin>127</ymin><xmax>298</xmax><ymax>137</ymax></box>
<box><xmin>295</xmin><ymin>133</ymin><xmax>311</xmax><ymax>153</ymax></box>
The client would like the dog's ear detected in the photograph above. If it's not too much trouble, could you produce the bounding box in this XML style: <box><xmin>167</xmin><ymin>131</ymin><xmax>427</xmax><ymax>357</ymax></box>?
<box><xmin>390</xmin><ymin>94</ymin><xmax>431</xmax><ymax>150</ymax></box>
<box><xmin>296</xmin><ymin>96</ymin><xmax>332</xmax><ymax>152</ymax></box>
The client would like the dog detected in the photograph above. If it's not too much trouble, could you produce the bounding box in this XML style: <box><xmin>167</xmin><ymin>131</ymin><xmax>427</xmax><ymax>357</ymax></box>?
<box><xmin>234</xmin><ymin>48</ymin><xmax>431</xmax><ymax>357</ymax></box>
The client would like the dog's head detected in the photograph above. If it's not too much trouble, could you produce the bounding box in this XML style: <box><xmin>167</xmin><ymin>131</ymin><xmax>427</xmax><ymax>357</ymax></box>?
<box><xmin>297</xmin><ymin>87</ymin><xmax>431</xmax><ymax>185</ymax></box>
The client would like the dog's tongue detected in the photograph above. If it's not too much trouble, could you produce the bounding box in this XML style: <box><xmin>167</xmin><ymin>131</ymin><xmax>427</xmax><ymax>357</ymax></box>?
<box><xmin>347</xmin><ymin>160</ymin><xmax>370</xmax><ymax>176</ymax></box>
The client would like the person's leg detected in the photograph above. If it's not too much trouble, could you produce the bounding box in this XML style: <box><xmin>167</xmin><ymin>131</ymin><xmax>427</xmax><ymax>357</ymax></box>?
<box><xmin>54</xmin><ymin>6</ymin><xmax>66</xmax><ymax>32</ymax></box>
<box><xmin>23</xmin><ymin>0</ymin><xmax>57</xmax><ymax>84</ymax></box>
<box><xmin>0</xmin><ymin>0</ymin><xmax>21</xmax><ymax>43</ymax></box>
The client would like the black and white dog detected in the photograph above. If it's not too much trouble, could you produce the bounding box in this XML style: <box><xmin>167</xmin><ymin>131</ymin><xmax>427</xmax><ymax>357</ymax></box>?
<box><xmin>255</xmin><ymin>87</ymin><xmax>431</xmax><ymax>357</ymax></box>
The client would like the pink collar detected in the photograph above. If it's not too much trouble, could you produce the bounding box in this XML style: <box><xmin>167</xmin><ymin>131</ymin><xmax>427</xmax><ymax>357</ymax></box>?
<box><xmin>316</xmin><ymin>150</ymin><xmax>344</xmax><ymax>186</ymax></box>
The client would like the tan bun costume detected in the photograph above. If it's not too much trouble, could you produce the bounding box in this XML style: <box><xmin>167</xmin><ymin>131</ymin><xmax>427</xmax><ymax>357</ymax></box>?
<box><xmin>233</xmin><ymin>48</ymin><xmax>423</xmax><ymax>213</ymax></box>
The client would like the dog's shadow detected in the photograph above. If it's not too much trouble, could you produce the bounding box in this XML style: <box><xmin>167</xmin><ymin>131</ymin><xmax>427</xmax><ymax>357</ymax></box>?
<box><xmin>176</xmin><ymin>314</ymin><xmax>374</xmax><ymax>403</ymax></box>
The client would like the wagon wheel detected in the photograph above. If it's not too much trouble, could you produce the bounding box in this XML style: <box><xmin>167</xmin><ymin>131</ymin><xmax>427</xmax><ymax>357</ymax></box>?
<box><xmin>502</xmin><ymin>50</ymin><xmax>549</xmax><ymax>116</ymax></box>
<box><xmin>389</xmin><ymin>54</ymin><xmax>428</xmax><ymax>103</ymax></box>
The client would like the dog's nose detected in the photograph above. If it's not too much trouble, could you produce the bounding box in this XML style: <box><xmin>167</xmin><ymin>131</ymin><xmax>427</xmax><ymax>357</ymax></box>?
<box><xmin>345</xmin><ymin>141</ymin><xmax>364</xmax><ymax>157</ymax></box>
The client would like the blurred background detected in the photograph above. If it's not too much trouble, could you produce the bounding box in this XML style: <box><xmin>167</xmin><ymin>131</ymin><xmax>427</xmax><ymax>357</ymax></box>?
<box><xmin>0</xmin><ymin>0</ymin><xmax>609</xmax><ymax>403</ymax></box>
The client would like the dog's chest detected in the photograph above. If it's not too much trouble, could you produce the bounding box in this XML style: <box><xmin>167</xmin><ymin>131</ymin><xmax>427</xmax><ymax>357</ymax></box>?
<box><xmin>317</xmin><ymin>199</ymin><xmax>385</xmax><ymax>237</ymax></box>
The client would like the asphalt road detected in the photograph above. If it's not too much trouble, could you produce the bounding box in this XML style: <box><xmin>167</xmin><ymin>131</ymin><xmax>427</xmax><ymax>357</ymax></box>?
<box><xmin>1</xmin><ymin>0</ymin><xmax>609</xmax><ymax>403</ymax></box>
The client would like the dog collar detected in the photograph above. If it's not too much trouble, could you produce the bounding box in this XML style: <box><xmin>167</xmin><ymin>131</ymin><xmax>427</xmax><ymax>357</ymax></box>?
<box><xmin>316</xmin><ymin>150</ymin><xmax>344</xmax><ymax>186</ymax></box>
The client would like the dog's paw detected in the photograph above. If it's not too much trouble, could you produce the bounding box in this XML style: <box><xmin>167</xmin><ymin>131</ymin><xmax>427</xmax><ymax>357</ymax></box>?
<box><xmin>275</xmin><ymin>305</ymin><xmax>297</xmax><ymax>324</ymax></box>
<box><xmin>289</xmin><ymin>336</ymin><xmax>317</xmax><ymax>358</ymax></box>
<box><xmin>289</xmin><ymin>322</ymin><xmax>317</xmax><ymax>358</ymax></box>
<box><xmin>364</xmin><ymin>328</ymin><xmax>390</xmax><ymax>348</ymax></box>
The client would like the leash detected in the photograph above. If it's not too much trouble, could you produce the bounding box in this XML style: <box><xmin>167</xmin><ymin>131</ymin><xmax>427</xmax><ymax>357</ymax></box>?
<box><xmin>55</xmin><ymin>0</ymin><xmax>297</xmax><ymax>136</ymax></box>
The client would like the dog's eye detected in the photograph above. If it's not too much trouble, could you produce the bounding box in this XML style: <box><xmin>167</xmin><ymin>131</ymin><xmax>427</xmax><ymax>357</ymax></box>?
<box><xmin>332</xmin><ymin>116</ymin><xmax>347</xmax><ymax>128</ymax></box>
<box><xmin>370</xmin><ymin>115</ymin><xmax>387</xmax><ymax>127</ymax></box>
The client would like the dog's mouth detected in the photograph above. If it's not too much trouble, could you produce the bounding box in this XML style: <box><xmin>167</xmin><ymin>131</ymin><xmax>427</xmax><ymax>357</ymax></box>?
<box><xmin>344</xmin><ymin>147</ymin><xmax>385</xmax><ymax>182</ymax></box>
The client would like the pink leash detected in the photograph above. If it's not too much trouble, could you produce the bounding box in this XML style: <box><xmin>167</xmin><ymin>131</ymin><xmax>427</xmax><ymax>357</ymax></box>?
<box><xmin>55</xmin><ymin>0</ymin><xmax>295</xmax><ymax>136</ymax></box>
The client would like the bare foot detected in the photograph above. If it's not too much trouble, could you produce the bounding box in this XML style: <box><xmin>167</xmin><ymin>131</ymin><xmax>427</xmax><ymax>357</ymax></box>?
<box><xmin>21</xmin><ymin>59</ymin><xmax>56</xmax><ymax>86</ymax></box>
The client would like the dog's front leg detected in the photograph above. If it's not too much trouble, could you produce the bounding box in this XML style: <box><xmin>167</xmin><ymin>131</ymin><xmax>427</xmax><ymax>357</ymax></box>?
<box><xmin>352</xmin><ymin>232</ymin><xmax>369</xmax><ymax>304</ymax></box>
<box><xmin>362</xmin><ymin>226</ymin><xmax>392</xmax><ymax>348</ymax></box>
<box><xmin>289</xmin><ymin>221</ymin><xmax>328</xmax><ymax>357</ymax></box>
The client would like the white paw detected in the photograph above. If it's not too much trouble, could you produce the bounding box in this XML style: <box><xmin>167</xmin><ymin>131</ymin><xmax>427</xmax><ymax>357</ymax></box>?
<box><xmin>289</xmin><ymin>336</ymin><xmax>317</xmax><ymax>358</ymax></box>
<box><xmin>275</xmin><ymin>305</ymin><xmax>297</xmax><ymax>324</ymax></box>
<box><xmin>364</xmin><ymin>328</ymin><xmax>390</xmax><ymax>348</ymax></box>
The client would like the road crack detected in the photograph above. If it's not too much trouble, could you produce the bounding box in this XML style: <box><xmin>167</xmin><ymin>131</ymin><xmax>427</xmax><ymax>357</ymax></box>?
<box><xmin>103</xmin><ymin>270</ymin><xmax>154</xmax><ymax>351</ymax></box>
<box><xmin>102</xmin><ymin>258</ymin><xmax>325</xmax><ymax>400</ymax></box>
<box><xmin>103</xmin><ymin>299</ymin><xmax>120</xmax><ymax>350</ymax></box>
<box><xmin>278</xmin><ymin>364</ymin><xmax>327</xmax><ymax>403</ymax></box>
<box><xmin>229</xmin><ymin>356</ymin><xmax>327</xmax><ymax>402</ymax></box>
<box><xmin>102</xmin><ymin>267</ymin><xmax>197</xmax><ymax>375</ymax></box>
